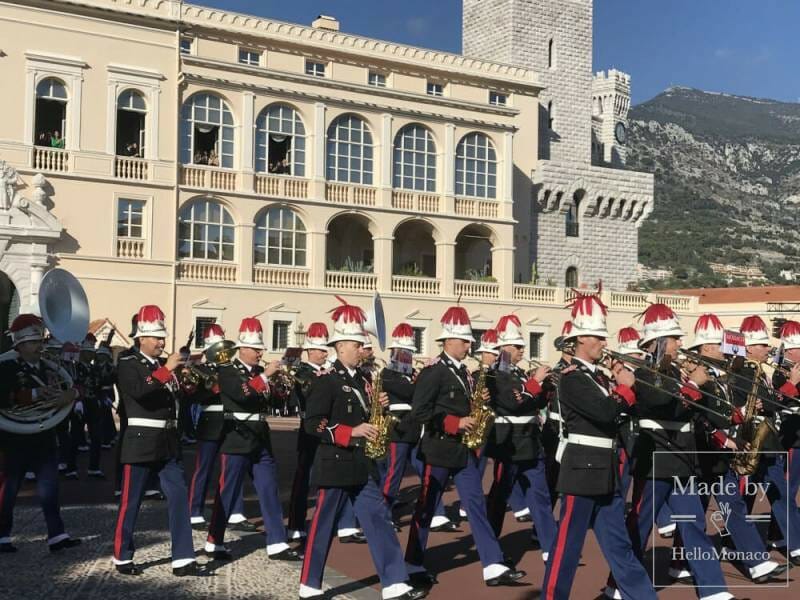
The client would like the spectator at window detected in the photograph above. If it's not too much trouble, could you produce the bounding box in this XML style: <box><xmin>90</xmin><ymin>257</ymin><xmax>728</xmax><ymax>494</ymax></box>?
<box><xmin>50</xmin><ymin>131</ymin><xmax>65</xmax><ymax>149</ymax></box>
<box><xmin>208</xmin><ymin>149</ymin><xmax>219</xmax><ymax>167</ymax></box>
<box><xmin>36</xmin><ymin>131</ymin><xmax>49</xmax><ymax>147</ymax></box>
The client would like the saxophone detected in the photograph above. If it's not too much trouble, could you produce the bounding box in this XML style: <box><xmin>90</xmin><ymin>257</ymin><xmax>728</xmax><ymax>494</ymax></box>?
<box><xmin>462</xmin><ymin>365</ymin><xmax>496</xmax><ymax>450</ymax></box>
<box><xmin>364</xmin><ymin>370</ymin><xmax>398</xmax><ymax>459</ymax></box>
<box><xmin>731</xmin><ymin>360</ymin><xmax>777</xmax><ymax>476</ymax></box>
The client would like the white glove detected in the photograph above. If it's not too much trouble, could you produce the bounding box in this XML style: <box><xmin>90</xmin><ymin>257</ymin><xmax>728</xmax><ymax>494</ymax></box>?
<box><xmin>74</xmin><ymin>401</ymin><xmax>84</xmax><ymax>416</ymax></box>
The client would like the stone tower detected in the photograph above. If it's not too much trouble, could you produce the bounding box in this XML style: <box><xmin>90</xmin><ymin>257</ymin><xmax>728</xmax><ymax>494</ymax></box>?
<box><xmin>463</xmin><ymin>0</ymin><xmax>653</xmax><ymax>292</ymax></box>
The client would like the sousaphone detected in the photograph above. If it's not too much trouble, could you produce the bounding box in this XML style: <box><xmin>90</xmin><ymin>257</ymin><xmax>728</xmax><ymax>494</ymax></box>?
<box><xmin>0</xmin><ymin>268</ymin><xmax>89</xmax><ymax>434</ymax></box>
<box><xmin>363</xmin><ymin>292</ymin><xmax>387</xmax><ymax>351</ymax></box>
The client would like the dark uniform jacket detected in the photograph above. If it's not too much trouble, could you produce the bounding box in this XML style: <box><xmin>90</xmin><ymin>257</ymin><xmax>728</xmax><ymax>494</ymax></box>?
<box><xmin>75</xmin><ymin>361</ymin><xmax>101</xmax><ymax>411</ymax></box>
<box><xmin>556</xmin><ymin>360</ymin><xmax>632</xmax><ymax>496</ymax></box>
<box><xmin>218</xmin><ymin>359</ymin><xmax>272</xmax><ymax>455</ymax></box>
<box><xmin>729</xmin><ymin>362</ymin><xmax>782</xmax><ymax>453</ymax></box>
<box><xmin>304</xmin><ymin>359</ymin><xmax>377</xmax><ymax>488</ymax></box>
<box><xmin>117</xmin><ymin>350</ymin><xmax>180</xmax><ymax>464</ymax></box>
<box><xmin>632</xmin><ymin>363</ymin><xmax>700</xmax><ymax>480</ymax></box>
<box><xmin>381</xmin><ymin>367</ymin><xmax>420</xmax><ymax>444</ymax></box>
<box><xmin>696</xmin><ymin>362</ymin><xmax>736</xmax><ymax>477</ymax></box>
<box><xmin>0</xmin><ymin>356</ymin><xmax>72</xmax><ymax>451</ymax></box>
<box><xmin>291</xmin><ymin>361</ymin><xmax>322</xmax><ymax>452</ymax></box>
<box><xmin>541</xmin><ymin>358</ymin><xmax>570</xmax><ymax>456</ymax></box>
<box><xmin>187</xmin><ymin>363</ymin><xmax>223</xmax><ymax>442</ymax></box>
<box><xmin>771</xmin><ymin>370</ymin><xmax>800</xmax><ymax>449</ymax></box>
<box><xmin>411</xmin><ymin>352</ymin><xmax>474</xmax><ymax>470</ymax></box>
<box><xmin>485</xmin><ymin>363</ymin><xmax>546</xmax><ymax>462</ymax></box>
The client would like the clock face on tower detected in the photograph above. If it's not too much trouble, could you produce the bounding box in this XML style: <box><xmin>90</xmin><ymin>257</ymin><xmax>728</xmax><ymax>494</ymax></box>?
<box><xmin>615</xmin><ymin>122</ymin><xmax>627</xmax><ymax>145</ymax></box>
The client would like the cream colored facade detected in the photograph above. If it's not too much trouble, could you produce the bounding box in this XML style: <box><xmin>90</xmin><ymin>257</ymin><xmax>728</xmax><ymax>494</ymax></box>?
<box><xmin>0</xmin><ymin>0</ymin><xmax>700</xmax><ymax>360</ymax></box>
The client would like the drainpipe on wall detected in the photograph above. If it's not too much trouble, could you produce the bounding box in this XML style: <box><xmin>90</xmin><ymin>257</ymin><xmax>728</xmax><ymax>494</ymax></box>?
<box><xmin>169</xmin><ymin>0</ymin><xmax>183</xmax><ymax>353</ymax></box>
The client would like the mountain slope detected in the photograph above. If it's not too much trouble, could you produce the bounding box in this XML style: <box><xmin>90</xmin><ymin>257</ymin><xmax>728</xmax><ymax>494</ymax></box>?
<box><xmin>627</xmin><ymin>87</ymin><xmax>800</xmax><ymax>287</ymax></box>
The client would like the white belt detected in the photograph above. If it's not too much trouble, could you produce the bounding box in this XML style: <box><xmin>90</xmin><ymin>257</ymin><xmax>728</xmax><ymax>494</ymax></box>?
<box><xmin>568</xmin><ymin>433</ymin><xmax>614</xmax><ymax>449</ymax></box>
<box><xmin>203</xmin><ymin>405</ymin><xmax>224</xmax><ymax>413</ymax></box>
<box><xmin>495</xmin><ymin>416</ymin><xmax>536</xmax><ymax>424</ymax></box>
<box><xmin>548</xmin><ymin>412</ymin><xmax>562</xmax><ymax>422</ymax></box>
<box><xmin>389</xmin><ymin>404</ymin><xmax>412</xmax><ymax>412</ymax></box>
<box><xmin>229</xmin><ymin>412</ymin><xmax>268</xmax><ymax>422</ymax></box>
<box><xmin>128</xmin><ymin>417</ymin><xmax>175</xmax><ymax>429</ymax></box>
<box><xmin>639</xmin><ymin>419</ymin><xmax>692</xmax><ymax>433</ymax></box>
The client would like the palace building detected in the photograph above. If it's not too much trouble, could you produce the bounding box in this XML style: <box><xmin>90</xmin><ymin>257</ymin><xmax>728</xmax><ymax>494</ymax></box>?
<box><xmin>0</xmin><ymin>0</ymin><xmax>682</xmax><ymax>359</ymax></box>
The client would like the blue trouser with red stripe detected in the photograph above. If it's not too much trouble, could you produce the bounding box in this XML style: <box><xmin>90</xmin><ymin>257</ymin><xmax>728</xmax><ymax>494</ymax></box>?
<box><xmin>300</xmin><ymin>478</ymin><xmax>408</xmax><ymax>590</ymax></box>
<box><xmin>188</xmin><ymin>439</ymin><xmax>244</xmax><ymax>519</ymax></box>
<box><xmin>207</xmin><ymin>449</ymin><xmax>287</xmax><ymax>549</ymax></box>
<box><xmin>756</xmin><ymin>454</ymin><xmax>800</xmax><ymax>555</ymax></box>
<box><xmin>542</xmin><ymin>491</ymin><xmax>656</xmax><ymax>600</ymax></box>
<box><xmin>288</xmin><ymin>430</ymin><xmax>319</xmax><ymax>533</ymax></box>
<box><xmin>627</xmin><ymin>478</ymin><xmax>729</xmax><ymax>594</ymax></box>
<box><xmin>0</xmin><ymin>441</ymin><xmax>65</xmax><ymax>544</ymax></box>
<box><xmin>379</xmin><ymin>442</ymin><xmax>446</xmax><ymax>519</ymax></box>
<box><xmin>788</xmin><ymin>447</ymin><xmax>800</xmax><ymax>517</ymax></box>
<box><xmin>113</xmin><ymin>459</ymin><xmax>194</xmax><ymax>564</ymax></box>
<box><xmin>486</xmin><ymin>452</ymin><xmax>556</xmax><ymax>555</ymax></box>
<box><xmin>405</xmin><ymin>452</ymin><xmax>504</xmax><ymax>570</ymax></box>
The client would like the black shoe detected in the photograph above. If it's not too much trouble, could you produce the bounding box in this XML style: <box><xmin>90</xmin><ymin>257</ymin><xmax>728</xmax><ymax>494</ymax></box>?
<box><xmin>339</xmin><ymin>532</ymin><xmax>366</xmax><ymax>544</ymax></box>
<box><xmin>754</xmin><ymin>563</ymin><xmax>789</xmax><ymax>583</ymax></box>
<box><xmin>790</xmin><ymin>555</ymin><xmax>800</xmax><ymax>567</ymax></box>
<box><xmin>0</xmin><ymin>543</ymin><xmax>17</xmax><ymax>553</ymax></box>
<box><xmin>397</xmin><ymin>588</ymin><xmax>429</xmax><ymax>600</ymax></box>
<box><xmin>50</xmin><ymin>537</ymin><xmax>81</xmax><ymax>553</ymax></box>
<box><xmin>269</xmin><ymin>547</ymin><xmax>302</xmax><ymax>561</ymax></box>
<box><xmin>515</xmin><ymin>514</ymin><xmax>532</xmax><ymax>523</ymax></box>
<box><xmin>392</xmin><ymin>520</ymin><xmax>402</xmax><ymax>532</ymax></box>
<box><xmin>502</xmin><ymin>554</ymin><xmax>516</xmax><ymax>568</ymax></box>
<box><xmin>87</xmin><ymin>470</ymin><xmax>105</xmax><ymax>479</ymax></box>
<box><xmin>206</xmin><ymin>549</ymin><xmax>232</xmax><ymax>561</ymax></box>
<box><xmin>408</xmin><ymin>571</ymin><xmax>437</xmax><ymax>591</ymax></box>
<box><xmin>144</xmin><ymin>490</ymin><xmax>164</xmax><ymax>500</ymax></box>
<box><xmin>228</xmin><ymin>520</ymin><xmax>258</xmax><ymax>533</ymax></box>
<box><xmin>173</xmin><ymin>562</ymin><xmax>201</xmax><ymax>577</ymax></box>
<box><xmin>430</xmin><ymin>521</ymin><xmax>459</xmax><ymax>533</ymax></box>
<box><xmin>191</xmin><ymin>521</ymin><xmax>207</xmax><ymax>531</ymax></box>
<box><xmin>64</xmin><ymin>471</ymin><xmax>79</xmax><ymax>480</ymax></box>
<box><xmin>485</xmin><ymin>568</ymin><xmax>526</xmax><ymax>587</ymax></box>
<box><xmin>115</xmin><ymin>563</ymin><xmax>141</xmax><ymax>575</ymax></box>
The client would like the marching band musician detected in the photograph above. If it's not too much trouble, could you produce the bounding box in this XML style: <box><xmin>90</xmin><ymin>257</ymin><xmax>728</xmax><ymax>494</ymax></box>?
<box><xmin>57</xmin><ymin>341</ymin><xmax>80</xmax><ymax>477</ymax></box>
<box><xmin>540</xmin><ymin>292</ymin><xmax>654</xmax><ymax>600</ymax></box>
<box><xmin>287</xmin><ymin>322</ymin><xmax>331</xmax><ymax>540</ymax></box>
<box><xmin>205</xmin><ymin>317</ymin><xmax>299</xmax><ymax>562</ymax></box>
<box><xmin>299</xmin><ymin>299</ymin><xmax>424</xmax><ymax>600</ymax></box>
<box><xmin>405</xmin><ymin>306</ymin><xmax>525</xmax><ymax>590</ymax></box>
<box><xmin>379</xmin><ymin>323</ymin><xmax>454</xmax><ymax>533</ymax></box>
<box><xmin>95</xmin><ymin>342</ymin><xmax>118</xmax><ymax>448</ymax></box>
<box><xmin>733</xmin><ymin>315</ymin><xmax>800</xmax><ymax>567</ymax></box>
<box><xmin>0</xmin><ymin>314</ymin><xmax>81</xmax><ymax>554</ymax></box>
<box><xmin>74</xmin><ymin>333</ymin><xmax>105</xmax><ymax>479</ymax></box>
<box><xmin>484</xmin><ymin>314</ymin><xmax>556</xmax><ymax>562</ymax></box>
<box><xmin>112</xmin><ymin>305</ymin><xmax>197</xmax><ymax>576</ymax></box>
<box><xmin>188</xmin><ymin>324</ymin><xmax>252</xmax><ymax>532</ymax></box>
<box><xmin>607</xmin><ymin>303</ymin><xmax>733</xmax><ymax>600</ymax></box>
<box><xmin>682</xmin><ymin>314</ymin><xmax>785</xmax><ymax>583</ymax></box>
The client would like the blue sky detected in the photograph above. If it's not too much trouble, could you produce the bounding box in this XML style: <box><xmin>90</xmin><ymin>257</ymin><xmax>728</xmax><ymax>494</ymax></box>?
<box><xmin>196</xmin><ymin>0</ymin><xmax>800</xmax><ymax>105</ymax></box>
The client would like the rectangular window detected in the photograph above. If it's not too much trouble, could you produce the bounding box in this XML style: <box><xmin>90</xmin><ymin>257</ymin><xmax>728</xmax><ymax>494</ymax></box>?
<box><xmin>117</xmin><ymin>199</ymin><xmax>145</xmax><ymax>238</ymax></box>
<box><xmin>566</xmin><ymin>222</ymin><xmax>580</xmax><ymax>237</ymax></box>
<box><xmin>180</xmin><ymin>37</ymin><xmax>193</xmax><ymax>55</ymax></box>
<box><xmin>426</xmin><ymin>82</ymin><xmax>443</xmax><ymax>97</ymax></box>
<box><xmin>489</xmin><ymin>91</ymin><xmax>508</xmax><ymax>106</ymax></box>
<box><xmin>305</xmin><ymin>60</ymin><xmax>326</xmax><ymax>77</ymax></box>
<box><xmin>529</xmin><ymin>333</ymin><xmax>544</xmax><ymax>360</ymax></box>
<box><xmin>238</xmin><ymin>48</ymin><xmax>260</xmax><ymax>66</ymax></box>
<box><xmin>368</xmin><ymin>72</ymin><xmax>387</xmax><ymax>88</ymax></box>
<box><xmin>412</xmin><ymin>327</ymin><xmax>425</xmax><ymax>356</ymax></box>
<box><xmin>272</xmin><ymin>320</ymin><xmax>291</xmax><ymax>351</ymax></box>
<box><xmin>194</xmin><ymin>316</ymin><xmax>216</xmax><ymax>350</ymax></box>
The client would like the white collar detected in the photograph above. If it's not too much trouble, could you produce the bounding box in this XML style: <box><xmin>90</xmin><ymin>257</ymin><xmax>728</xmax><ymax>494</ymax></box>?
<box><xmin>346</xmin><ymin>366</ymin><xmax>357</xmax><ymax>378</ymax></box>
<box><xmin>303</xmin><ymin>360</ymin><xmax>323</xmax><ymax>372</ymax></box>
<box><xmin>444</xmin><ymin>352</ymin><xmax>462</xmax><ymax>369</ymax></box>
<box><xmin>573</xmin><ymin>356</ymin><xmax>597</xmax><ymax>373</ymax></box>
<box><xmin>140</xmin><ymin>352</ymin><xmax>159</xmax><ymax>366</ymax></box>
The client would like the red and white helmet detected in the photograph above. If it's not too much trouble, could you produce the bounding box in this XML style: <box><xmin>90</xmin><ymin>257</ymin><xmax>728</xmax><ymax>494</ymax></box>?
<box><xmin>639</xmin><ymin>303</ymin><xmax>685</xmax><ymax>346</ymax></box>
<box><xmin>780</xmin><ymin>320</ymin><xmax>800</xmax><ymax>350</ymax></box>
<box><xmin>388</xmin><ymin>323</ymin><xmax>417</xmax><ymax>353</ymax></box>
<box><xmin>688</xmin><ymin>314</ymin><xmax>724</xmax><ymax>350</ymax></box>
<box><xmin>133</xmin><ymin>305</ymin><xmax>168</xmax><ymax>339</ymax></box>
<box><xmin>235</xmin><ymin>317</ymin><xmax>265</xmax><ymax>350</ymax></box>
<box><xmin>303</xmin><ymin>322</ymin><xmax>330</xmax><ymax>351</ymax></box>
<box><xmin>496</xmin><ymin>314</ymin><xmax>525</xmax><ymax>347</ymax></box>
<box><xmin>9</xmin><ymin>314</ymin><xmax>45</xmax><ymax>346</ymax></box>
<box><xmin>203</xmin><ymin>323</ymin><xmax>225</xmax><ymax>349</ymax></box>
<box><xmin>563</xmin><ymin>291</ymin><xmax>608</xmax><ymax>340</ymax></box>
<box><xmin>436</xmin><ymin>306</ymin><xmax>474</xmax><ymax>342</ymax></box>
<box><xmin>475</xmin><ymin>329</ymin><xmax>499</xmax><ymax>356</ymax></box>
<box><xmin>740</xmin><ymin>315</ymin><xmax>770</xmax><ymax>346</ymax></box>
<box><xmin>616</xmin><ymin>327</ymin><xmax>642</xmax><ymax>355</ymax></box>
<box><xmin>328</xmin><ymin>296</ymin><xmax>368</xmax><ymax>346</ymax></box>
<box><xmin>61</xmin><ymin>341</ymin><xmax>81</xmax><ymax>362</ymax></box>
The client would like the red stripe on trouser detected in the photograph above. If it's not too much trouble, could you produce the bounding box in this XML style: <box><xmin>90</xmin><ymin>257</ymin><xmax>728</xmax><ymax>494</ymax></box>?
<box><xmin>787</xmin><ymin>449</ymin><xmax>793</xmax><ymax>481</ymax></box>
<box><xmin>113</xmin><ymin>464</ymin><xmax>132</xmax><ymax>559</ymax></box>
<box><xmin>545</xmin><ymin>494</ymin><xmax>575</xmax><ymax>600</ymax></box>
<box><xmin>187</xmin><ymin>447</ymin><xmax>202</xmax><ymax>510</ymax></box>
<box><xmin>207</xmin><ymin>455</ymin><xmax>228</xmax><ymax>544</ymax></box>
<box><xmin>406</xmin><ymin>464</ymin><xmax>432</xmax><ymax>558</ymax></box>
<box><xmin>383</xmin><ymin>443</ymin><xmax>397</xmax><ymax>498</ymax></box>
<box><xmin>618</xmin><ymin>449</ymin><xmax>627</xmax><ymax>479</ymax></box>
<box><xmin>300</xmin><ymin>489</ymin><xmax>326</xmax><ymax>585</ymax></box>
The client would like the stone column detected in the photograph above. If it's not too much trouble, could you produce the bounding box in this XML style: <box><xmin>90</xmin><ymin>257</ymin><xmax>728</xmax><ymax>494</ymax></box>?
<box><xmin>501</xmin><ymin>131</ymin><xmax>514</xmax><ymax>219</ymax></box>
<box><xmin>240</xmin><ymin>92</ymin><xmax>255</xmax><ymax>192</ymax></box>
<box><xmin>378</xmin><ymin>113</ymin><xmax>393</xmax><ymax>207</ymax></box>
<box><xmin>373</xmin><ymin>235</ymin><xmax>393</xmax><ymax>292</ymax></box>
<box><xmin>238</xmin><ymin>223</ymin><xmax>254</xmax><ymax>284</ymax></box>
<box><xmin>436</xmin><ymin>241</ymin><xmax>455</xmax><ymax>297</ymax></box>
<box><xmin>30</xmin><ymin>262</ymin><xmax>46</xmax><ymax>315</ymax></box>
<box><xmin>443</xmin><ymin>123</ymin><xmax>456</xmax><ymax>214</ymax></box>
<box><xmin>311</xmin><ymin>102</ymin><xmax>327</xmax><ymax>199</ymax></box>
<box><xmin>309</xmin><ymin>230</ymin><xmax>327</xmax><ymax>289</ymax></box>
<box><xmin>492</xmin><ymin>245</ymin><xmax>514</xmax><ymax>300</ymax></box>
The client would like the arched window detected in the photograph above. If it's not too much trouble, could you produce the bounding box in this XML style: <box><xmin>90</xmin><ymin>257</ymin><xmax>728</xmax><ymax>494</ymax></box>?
<box><xmin>566</xmin><ymin>198</ymin><xmax>580</xmax><ymax>237</ymax></box>
<box><xmin>35</xmin><ymin>78</ymin><xmax>68</xmax><ymax>147</ymax></box>
<box><xmin>455</xmin><ymin>133</ymin><xmax>496</xmax><ymax>199</ymax></box>
<box><xmin>393</xmin><ymin>125</ymin><xmax>436</xmax><ymax>192</ymax></box>
<box><xmin>178</xmin><ymin>199</ymin><xmax>235</xmax><ymax>261</ymax></box>
<box><xmin>548</xmin><ymin>38</ymin><xmax>555</xmax><ymax>69</ymax></box>
<box><xmin>117</xmin><ymin>89</ymin><xmax>147</xmax><ymax>157</ymax></box>
<box><xmin>254</xmin><ymin>207</ymin><xmax>307</xmax><ymax>267</ymax></box>
<box><xmin>255</xmin><ymin>104</ymin><xmax>306</xmax><ymax>176</ymax></box>
<box><xmin>180</xmin><ymin>93</ymin><xmax>235</xmax><ymax>168</ymax></box>
<box><xmin>565</xmin><ymin>266</ymin><xmax>578</xmax><ymax>288</ymax></box>
<box><xmin>547</xmin><ymin>100</ymin><xmax>554</xmax><ymax>130</ymax></box>
<box><xmin>326</xmin><ymin>115</ymin><xmax>373</xmax><ymax>184</ymax></box>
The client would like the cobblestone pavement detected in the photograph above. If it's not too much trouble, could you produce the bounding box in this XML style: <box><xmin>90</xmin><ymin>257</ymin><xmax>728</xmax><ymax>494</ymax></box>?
<box><xmin>0</xmin><ymin>502</ymin><xmax>367</xmax><ymax>600</ymax></box>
